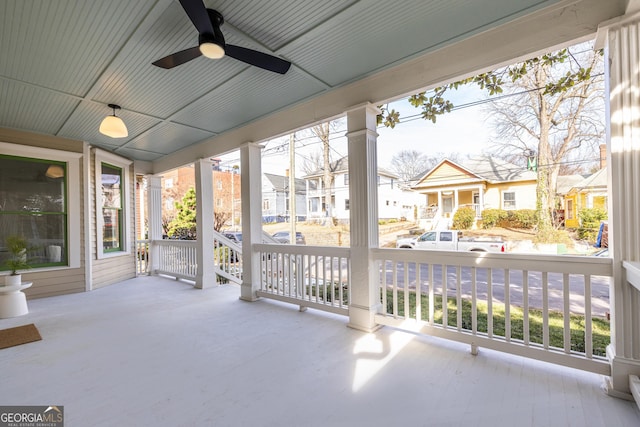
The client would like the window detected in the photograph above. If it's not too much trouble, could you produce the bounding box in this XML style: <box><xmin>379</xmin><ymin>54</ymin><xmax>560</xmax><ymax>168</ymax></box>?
<box><xmin>95</xmin><ymin>149</ymin><xmax>131</xmax><ymax>258</ymax></box>
<box><xmin>217</xmin><ymin>198</ymin><xmax>223</xmax><ymax>207</ymax></box>
<box><xmin>0</xmin><ymin>155</ymin><xmax>67</xmax><ymax>268</ymax></box>
<box><xmin>0</xmin><ymin>142</ymin><xmax>81</xmax><ymax>270</ymax></box>
<box><xmin>567</xmin><ymin>199</ymin><xmax>574</xmax><ymax>220</ymax></box>
<box><xmin>419</xmin><ymin>232</ymin><xmax>436</xmax><ymax>242</ymax></box>
<box><xmin>440</xmin><ymin>232</ymin><xmax>453</xmax><ymax>242</ymax></box>
<box><xmin>217</xmin><ymin>180</ymin><xmax>222</xmax><ymax>190</ymax></box>
<box><xmin>503</xmin><ymin>191</ymin><xmax>516</xmax><ymax>210</ymax></box>
<box><xmin>345</xmin><ymin>199</ymin><xmax>350</xmax><ymax>210</ymax></box>
<box><xmin>165</xmin><ymin>198</ymin><xmax>174</xmax><ymax>211</ymax></box>
<box><xmin>344</xmin><ymin>174</ymin><xmax>349</xmax><ymax>185</ymax></box>
<box><xmin>101</xmin><ymin>163</ymin><xmax>123</xmax><ymax>252</ymax></box>
<box><xmin>164</xmin><ymin>178</ymin><xmax>173</xmax><ymax>189</ymax></box>
<box><xmin>263</xmin><ymin>199</ymin><xmax>270</xmax><ymax>210</ymax></box>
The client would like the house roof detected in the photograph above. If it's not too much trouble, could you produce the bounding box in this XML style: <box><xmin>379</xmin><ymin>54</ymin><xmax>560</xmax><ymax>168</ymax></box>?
<box><xmin>413</xmin><ymin>155</ymin><xmax>536</xmax><ymax>188</ymax></box>
<box><xmin>0</xmin><ymin>1</ymin><xmax>625</xmax><ymax>173</ymax></box>
<box><xmin>556</xmin><ymin>174</ymin><xmax>588</xmax><ymax>195</ymax></box>
<box><xmin>263</xmin><ymin>173</ymin><xmax>309</xmax><ymax>193</ymax></box>
<box><xmin>567</xmin><ymin>167</ymin><xmax>608</xmax><ymax>193</ymax></box>
<box><xmin>303</xmin><ymin>156</ymin><xmax>398</xmax><ymax>179</ymax></box>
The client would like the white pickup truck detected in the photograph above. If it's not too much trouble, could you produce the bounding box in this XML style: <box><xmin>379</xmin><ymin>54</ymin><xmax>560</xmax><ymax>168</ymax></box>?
<box><xmin>396</xmin><ymin>230</ymin><xmax>507</xmax><ymax>253</ymax></box>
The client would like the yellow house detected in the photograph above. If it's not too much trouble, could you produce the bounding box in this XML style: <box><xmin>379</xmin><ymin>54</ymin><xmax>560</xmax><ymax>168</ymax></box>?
<box><xmin>412</xmin><ymin>156</ymin><xmax>537</xmax><ymax>229</ymax></box>
<box><xmin>560</xmin><ymin>167</ymin><xmax>608</xmax><ymax>228</ymax></box>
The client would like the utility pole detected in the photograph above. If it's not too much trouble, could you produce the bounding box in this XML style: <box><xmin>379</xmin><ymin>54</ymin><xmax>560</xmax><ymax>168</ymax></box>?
<box><xmin>289</xmin><ymin>133</ymin><xmax>297</xmax><ymax>244</ymax></box>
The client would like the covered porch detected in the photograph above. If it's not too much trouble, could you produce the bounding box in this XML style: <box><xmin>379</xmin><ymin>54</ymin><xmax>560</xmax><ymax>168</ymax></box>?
<box><xmin>1</xmin><ymin>275</ymin><xmax>638</xmax><ymax>426</ymax></box>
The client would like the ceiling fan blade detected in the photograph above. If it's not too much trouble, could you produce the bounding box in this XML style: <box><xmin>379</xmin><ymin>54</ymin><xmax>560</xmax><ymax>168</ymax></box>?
<box><xmin>225</xmin><ymin>45</ymin><xmax>291</xmax><ymax>74</ymax></box>
<box><xmin>152</xmin><ymin>46</ymin><xmax>201</xmax><ymax>69</ymax></box>
<box><xmin>179</xmin><ymin>0</ymin><xmax>213</xmax><ymax>35</ymax></box>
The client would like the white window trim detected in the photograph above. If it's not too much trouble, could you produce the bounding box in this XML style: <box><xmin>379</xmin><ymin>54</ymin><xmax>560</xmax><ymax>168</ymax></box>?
<box><xmin>94</xmin><ymin>149</ymin><xmax>132</xmax><ymax>259</ymax></box>
<box><xmin>0</xmin><ymin>141</ymin><xmax>82</xmax><ymax>269</ymax></box>
<box><xmin>502</xmin><ymin>190</ymin><xmax>516</xmax><ymax>210</ymax></box>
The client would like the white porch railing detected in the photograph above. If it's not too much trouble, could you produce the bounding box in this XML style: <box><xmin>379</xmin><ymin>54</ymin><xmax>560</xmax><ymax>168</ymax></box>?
<box><xmin>372</xmin><ymin>248</ymin><xmax>613</xmax><ymax>375</ymax></box>
<box><xmin>254</xmin><ymin>243</ymin><xmax>350</xmax><ymax>315</ymax></box>
<box><xmin>155</xmin><ymin>240</ymin><xmax>198</xmax><ymax>280</ymax></box>
<box><xmin>136</xmin><ymin>239</ymin><xmax>149</xmax><ymax>275</ymax></box>
<box><xmin>213</xmin><ymin>232</ymin><xmax>243</xmax><ymax>285</ymax></box>
<box><xmin>139</xmin><ymin>236</ymin><xmax>615</xmax><ymax>374</ymax></box>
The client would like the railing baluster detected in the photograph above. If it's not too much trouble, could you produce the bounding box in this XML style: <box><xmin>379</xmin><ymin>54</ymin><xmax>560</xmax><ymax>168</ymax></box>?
<box><xmin>442</xmin><ymin>263</ymin><xmax>447</xmax><ymax>328</ymax></box>
<box><xmin>392</xmin><ymin>261</ymin><xmax>398</xmax><ymax>318</ymax></box>
<box><xmin>404</xmin><ymin>261</ymin><xmax>410</xmax><ymax>320</ymax></box>
<box><xmin>416</xmin><ymin>262</ymin><xmax>422</xmax><ymax>322</ymax></box>
<box><xmin>542</xmin><ymin>271</ymin><xmax>549</xmax><ymax>350</ymax></box>
<box><xmin>585</xmin><ymin>274</ymin><xmax>593</xmax><ymax>358</ymax></box>
<box><xmin>456</xmin><ymin>266</ymin><xmax>462</xmax><ymax>331</ymax></box>
<box><xmin>471</xmin><ymin>267</ymin><xmax>477</xmax><ymax>335</ymax></box>
<box><xmin>487</xmin><ymin>268</ymin><xmax>493</xmax><ymax>338</ymax></box>
<box><xmin>429</xmin><ymin>263</ymin><xmax>434</xmax><ymax>325</ymax></box>
<box><xmin>505</xmin><ymin>268</ymin><xmax>511</xmax><ymax>342</ymax></box>
<box><xmin>523</xmin><ymin>270</ymin><xmax>529</xmax><ymax>346</ymax></box>
<box><xmin>563</xmin><ymin>273</ymin><xmax>571</xmax><ymax>353</ymax></box>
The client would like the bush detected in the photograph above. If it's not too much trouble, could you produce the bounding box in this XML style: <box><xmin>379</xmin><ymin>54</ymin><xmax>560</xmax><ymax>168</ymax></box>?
<box><xmin>578</xmin><ymin>207</ymin><xmax>607</xmax><ymax>227</ymax></box>
<box><xmin>507</xmin><ymin>209</ymin><xmax>537</xmax><ymax>229</ymax></box>
<box><xmin>481</xmin><ymin>209</ymin><xmax>507</xmax><ymax>229</ymax></box>
<box><xmin>452</xmin><ymin>207</ymin><xmax>476</xmax><ymax>229</ymax></box>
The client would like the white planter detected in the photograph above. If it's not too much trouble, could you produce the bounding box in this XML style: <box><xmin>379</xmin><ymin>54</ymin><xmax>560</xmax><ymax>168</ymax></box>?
<box><xmin>4</xmin><ymin>274</ymin><xmax>21</xmax><ymax>286</ymax></box>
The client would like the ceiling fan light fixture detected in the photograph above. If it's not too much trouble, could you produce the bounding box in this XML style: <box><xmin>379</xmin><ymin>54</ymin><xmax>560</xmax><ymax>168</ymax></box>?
<box><xmin>199</xmin><ymin>41</ymin><xmax>225</xmax><ymax>59</ymax></box>
<box><xmin>99</xmin><ymin>104</ymin><xmax>128</xmax><ymax>138</ymax></box>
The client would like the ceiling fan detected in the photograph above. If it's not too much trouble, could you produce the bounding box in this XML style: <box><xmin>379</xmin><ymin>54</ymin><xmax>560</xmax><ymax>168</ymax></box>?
<box><xmin>152</xmin><ymin>0</ymin><xmax>291</xmax><ymax>74</ymax></box>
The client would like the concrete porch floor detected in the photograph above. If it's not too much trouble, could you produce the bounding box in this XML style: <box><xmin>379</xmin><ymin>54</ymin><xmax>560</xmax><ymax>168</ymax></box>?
<box><xmin>1</xmin><ymin>276</ymin><xmax>638</xmax><ymax>426</ymax></box>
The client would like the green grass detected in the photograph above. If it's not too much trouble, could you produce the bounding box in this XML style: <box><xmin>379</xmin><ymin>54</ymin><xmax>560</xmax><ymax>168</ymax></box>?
<box><xmin>384</xmin><ymin>289</ymin><xmax>610</xmax><ymax>357</ymax></box>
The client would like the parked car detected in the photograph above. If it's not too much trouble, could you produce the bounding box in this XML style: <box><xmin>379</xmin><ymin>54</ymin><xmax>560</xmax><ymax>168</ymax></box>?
<box><xmin>222</xmin><ymin>231</ymin><xmax>242</xmax><ymax>244</ymax></box>
<box><xmin>396</xmin><ymin>230</ymin><xmax>506</xmax><ymax>252</ymax></box>
<box><xmin>272</xmin><ymin>231</ymin><xmax>306</xmax><ymax>245</ymax></box>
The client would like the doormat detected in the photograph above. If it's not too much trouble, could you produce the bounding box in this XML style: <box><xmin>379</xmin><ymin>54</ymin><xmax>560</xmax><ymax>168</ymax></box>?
<box><xmin>0</xmin><ymin>323</ymin><xmax>42</xmax><ymax>349</ymax></box>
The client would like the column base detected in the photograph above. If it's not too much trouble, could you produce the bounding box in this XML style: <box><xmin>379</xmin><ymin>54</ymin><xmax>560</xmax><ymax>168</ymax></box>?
<box><xmin>605</xmin><ymin>344</ymin><xmax>640</xmax><ymax>400</ymax></box>
<box><xmin>348</xmin><ymin>304</ymin><xmax>382</xmax><ymax>333</ymax></box>
<box><xmin>239</xmin><ymin>283</ymin><xmax>259</xmax><ymax>302</ymax></box>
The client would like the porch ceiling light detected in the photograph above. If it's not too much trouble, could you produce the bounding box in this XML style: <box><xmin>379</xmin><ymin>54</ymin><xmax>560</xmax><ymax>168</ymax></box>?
<box><xmin>99</xmin><ymin>104</ymin><xmax>128</xmax><ymax>138</ymax></box>
<box><xmin>45</xmin><ymin>165</ymin><xmax>65</xmax><ymax>179</ymax></box>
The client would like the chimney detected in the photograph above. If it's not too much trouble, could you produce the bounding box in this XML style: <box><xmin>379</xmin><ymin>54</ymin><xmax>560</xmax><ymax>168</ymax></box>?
<box><xmin>599</xmin><ymin>145</ymin><xmax>607</xmax><ymax>169</ymax></box>
<box><xmin>285</xmin><ymin>168</ymin><xmax>289</xmax><ymax>177</ymax></box>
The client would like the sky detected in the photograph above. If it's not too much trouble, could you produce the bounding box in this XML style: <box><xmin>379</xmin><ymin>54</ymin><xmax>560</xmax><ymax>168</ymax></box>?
<box><xmin>218</xmin><ymin>85</ymin><xmax>494</xmax><ymax>177</ymax></box>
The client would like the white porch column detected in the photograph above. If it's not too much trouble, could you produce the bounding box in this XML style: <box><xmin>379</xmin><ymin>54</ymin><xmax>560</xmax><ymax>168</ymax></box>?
<box><xmin>454</xmin><ymin>189</ymin><xmax>459</xmax><ymax>212</ymax></box>
<box><xmin>346</xmin><ymin>103</ymin><xmax>381</xmax><ymax>332</ymax></box>
<box><xmin>437</xmin><ymin>191</ymin><xmax>442</xmax><ymax>216</ymax></box>
<box><xmin>194</xmin><ymin>158</ymin><xmax>216</xmax><ymax>289</ymax></box>
<box><xmin>147</xmin><ymin>175</ymin><xmax>163</xmax><ymax>275</ymax></box>
<box><xmin>239</xmin><ymin>142</ymin><xmax>263</xmax><ymax>302</ymax></box>
<box><xmin>601</xmin><ymin>14</ymin><xmax>640</xmax><ymax>398</ymax></box>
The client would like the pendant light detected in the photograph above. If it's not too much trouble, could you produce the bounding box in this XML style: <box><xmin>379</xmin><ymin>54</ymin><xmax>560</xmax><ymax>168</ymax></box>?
<box><xmin>99</xmin><ymin>104</ymin><xmax>128</xmax><ymax>138</ymax></box>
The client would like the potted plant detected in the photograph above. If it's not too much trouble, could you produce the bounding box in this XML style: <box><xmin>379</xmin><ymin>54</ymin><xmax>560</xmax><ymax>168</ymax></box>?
<box><xmin>4</xmin><ymin>236</ymin><xmax>30</xmax><ymax>286</ymax></box>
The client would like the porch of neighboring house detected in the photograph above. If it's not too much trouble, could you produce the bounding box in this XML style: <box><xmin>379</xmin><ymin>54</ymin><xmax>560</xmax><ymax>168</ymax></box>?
<box><xmin>1</xmin><ymin>275</ymin><xmax>638</xmax><ymax>426</ymax></box>
<box><xmin>418</xmin><ymin>187</ymin><xmax>483</xmax><ymax>230</ymax></box>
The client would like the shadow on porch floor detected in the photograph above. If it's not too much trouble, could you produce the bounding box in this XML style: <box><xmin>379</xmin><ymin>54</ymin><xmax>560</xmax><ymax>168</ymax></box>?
<box><xmin>1</xmin><ymin>276</ymin><xmax>638</xmax><ymax>426</ymax></box>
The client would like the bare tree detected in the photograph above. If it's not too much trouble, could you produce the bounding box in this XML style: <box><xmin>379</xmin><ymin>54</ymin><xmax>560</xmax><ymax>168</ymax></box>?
<box><xmin>485</xmin><ymin>44</ymin><xmax>605</xmax><ymax>231</ymax></box>
<box><xmin>390</xmin><ymin>150</ymin><xmax>462</xmax><ymax>182</ymax></box>
<box><xmin>390</xmin><ymin>150</ymin><xmax>430</xmax><ymax>183</ymax></box>
<box><xmin>311</xmin><ymin>122</ymin><xmax>334</xmax><ymax>226</ymax></box>
<box><xmin>214</xmin><ymin>212</ymin><xmax>231</xmax><ymax>231</ymax></box>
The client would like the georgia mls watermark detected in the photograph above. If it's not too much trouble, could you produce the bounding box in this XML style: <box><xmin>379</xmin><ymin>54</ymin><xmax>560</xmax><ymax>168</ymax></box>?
<box><xmin>0</xmin><ymin>406</ymin><xmax>63</xmax><ymax>427</ymax></box>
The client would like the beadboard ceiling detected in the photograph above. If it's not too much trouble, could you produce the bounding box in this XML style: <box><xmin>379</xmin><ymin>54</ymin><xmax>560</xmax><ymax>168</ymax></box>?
<box><xmin>0</xmin><ymin>0</ymin><xmax>626</xmax><ymax>169</ymax></box>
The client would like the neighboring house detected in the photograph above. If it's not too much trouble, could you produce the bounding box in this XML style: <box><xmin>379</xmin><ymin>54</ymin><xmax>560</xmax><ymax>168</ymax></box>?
<box><xmin>161</xmin><ymin>160</ymin><xmax>242</xmax><ymax>230</ymax></box>
<box><xmin>560</xmin><ymin>167</ymin><xmax>608</xmax><ymax>228</ymax></box>
<box><xmin>411</xmin><ymin>156</ymin><xmax>537</xmax><ymax>229</ymax></box>
<box><xmin>262</xmin><ymin>172</ymin><xmax>308</xmax><ymax>223</ymax></box>
<box><xmin>303</xmin><ymin>156</ymin><xmax>412</xmax><ymax>223</ymax></box>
